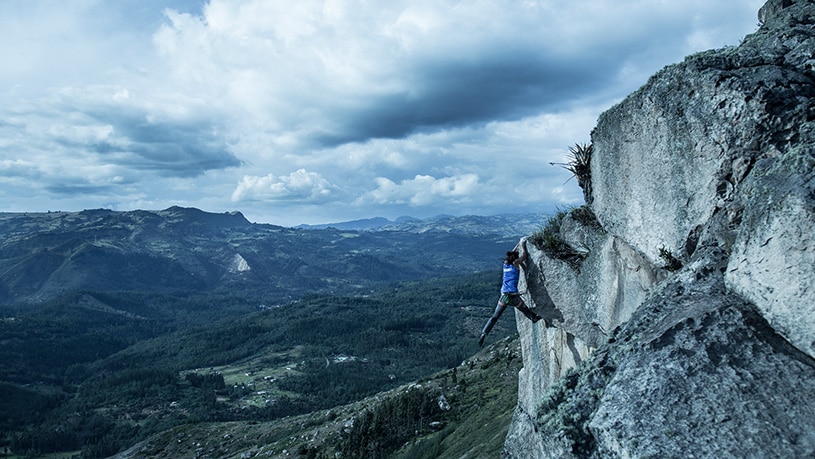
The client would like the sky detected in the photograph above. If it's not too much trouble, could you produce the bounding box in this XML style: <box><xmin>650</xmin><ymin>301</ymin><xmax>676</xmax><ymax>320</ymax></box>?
<box><xmin>0</xmin><ymin>0</ymin><xmax>765</xmax><ymax>226</ymax></box>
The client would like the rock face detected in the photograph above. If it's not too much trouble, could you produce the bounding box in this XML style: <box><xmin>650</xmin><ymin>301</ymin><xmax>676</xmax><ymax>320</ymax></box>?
<box><xmin>504</xmin><ymin>1</ymin><xmax>815</xmax><ymax>457</ymax></box>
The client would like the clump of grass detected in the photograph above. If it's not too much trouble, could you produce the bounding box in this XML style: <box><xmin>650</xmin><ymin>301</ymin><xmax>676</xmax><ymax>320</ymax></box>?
<box><xmin>566</xmin><ymin>143</ymin><xmax>592</xmax><ymax>186</ymax></box>
<box><xmin>552</xmin><ymin>143</ymin><xmax>593</xmax><ymax>204</ymax></box>
<box><xmin>529</xmin><ymin>209</ymin><xmax>586</xmax><ymax>269</ymax></box>
<box><xmin>530</xmin><ymin>209</ymin><xmax>568</xmax><ymax>252</ymax></box>
<box><xmin>658</xmin><ymin>246</ymin><xmax>683</xmax><ymax>271</ymax></box>
<box><xmin>570</xmin><ymin>205</ymin><xmax>603</xmax><ymax>231</ymax></box>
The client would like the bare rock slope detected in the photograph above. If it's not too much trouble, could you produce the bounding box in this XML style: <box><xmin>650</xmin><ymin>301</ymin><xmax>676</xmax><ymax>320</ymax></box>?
<box><xmin>504</xmin><ymin>1</ymin><xmax>815</xmax><ymax>457</ymax></box>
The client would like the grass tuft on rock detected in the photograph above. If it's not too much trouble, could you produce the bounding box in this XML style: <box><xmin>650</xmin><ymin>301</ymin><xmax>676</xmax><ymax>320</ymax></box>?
<box><xmin>529</xmin><ymin>208</ymin><xmax>593</xmax><ymax>269</ymax></box>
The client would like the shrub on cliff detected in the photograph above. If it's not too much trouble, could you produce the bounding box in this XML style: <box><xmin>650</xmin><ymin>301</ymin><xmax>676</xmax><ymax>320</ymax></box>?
<box><xmin>552</xmin><ymin>143</ymin><xmax>593</xmax><ymax>204</ymax></box>
<box><xmin>530</xmin><ymin>207</ymin><xmax>591</xmax><ymax>269</ymax></box>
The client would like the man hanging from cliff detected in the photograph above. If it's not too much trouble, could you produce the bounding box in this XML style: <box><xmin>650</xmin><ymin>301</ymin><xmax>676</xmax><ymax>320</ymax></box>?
<box><xmin>479</xmin><ymin>237</ymin><xmax>542</xmax><ymax>346</ymax></box>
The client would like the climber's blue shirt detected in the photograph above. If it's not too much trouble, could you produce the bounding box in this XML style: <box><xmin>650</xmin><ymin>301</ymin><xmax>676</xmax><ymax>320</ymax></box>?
<box><xmin>501</xmin><ymin>262</ymin><xmax>520</xmax><ymax>293</ymax></box>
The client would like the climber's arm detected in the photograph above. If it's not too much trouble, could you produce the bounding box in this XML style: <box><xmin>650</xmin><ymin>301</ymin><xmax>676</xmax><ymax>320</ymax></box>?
<box><xmin>514</xmin><ymin>237</ymin><xmax>528</xmax><ymax>267</ymax></box>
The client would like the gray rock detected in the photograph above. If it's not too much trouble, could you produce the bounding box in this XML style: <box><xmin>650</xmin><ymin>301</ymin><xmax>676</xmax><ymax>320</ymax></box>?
<box><xmin>590</xmin><ymin>276</ymin><xmax>815</xmax><ymax>459</ymax></box>
<box><xmin>505</xmin><ymin>0</ymin><xmax>815</xmax><ymax>457</ymax></box>
<box><xmin>725</xmin><ymin>150</ymin><xmax>815</xmax><ymax>358</ymax></box>
<box><xmin>507</xmin><ymin>261</ymin><xmax>815</xmax><ymax>459</ymax></box>
<box><xmin>523</xmin><ymin>209</ymin><xmax>662</xmax><ymax>350</ymax></box>
<box><xmin>590</xmin><ymin>0</ymin><xmax>815</xmax><ymax>265</ymax></box>
<box><xmin>512</xmin><ymin>317</ymin><xmax>591</xmax><ymax>430</ymax></box>
<box><xmin>759</xmin><ymin>0</ymin><xmax>795</xmax><ymax>24</ymax></box>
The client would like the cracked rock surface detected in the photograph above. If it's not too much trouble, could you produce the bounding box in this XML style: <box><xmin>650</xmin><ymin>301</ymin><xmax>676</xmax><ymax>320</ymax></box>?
<box><xmin>504</xmin><ymin>1</ymin><xmax>815</xmax><ymax>457</ymax></box>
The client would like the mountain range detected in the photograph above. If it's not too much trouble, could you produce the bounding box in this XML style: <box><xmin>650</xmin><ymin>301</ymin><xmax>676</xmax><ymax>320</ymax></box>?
<box><xmin>0</xmin><ymin>206</ymin><xmax>539</xmax><ymax>458</ymax></box>
<box><xmin>297</xmin><ymin>213</ymin><xmax>548</xmax><ymax>235</ymax></box>
<box><xmin>0</xmin><ymin>207</ymin><xmax>538</xmax><ymax>307</ymax></box>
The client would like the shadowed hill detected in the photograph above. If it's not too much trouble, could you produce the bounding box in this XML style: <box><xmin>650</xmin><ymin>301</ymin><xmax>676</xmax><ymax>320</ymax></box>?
<box><xmin>0</xmin><ymin>207</ymin><xmax>515</xmax><ymax>305</ymax></box>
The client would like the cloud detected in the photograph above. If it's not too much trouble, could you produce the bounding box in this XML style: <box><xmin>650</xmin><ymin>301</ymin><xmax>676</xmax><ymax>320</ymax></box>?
<box><xmin>150</xmin><ymin>0</ymin><xmax>765</xmax><ymax>151</ymax></box>
<box><xmin>151</xmin><ymin>0</ymin><xmax>625</xmax><ymax>147</ymax></box>
<box><xmin>231</xmin><ymin>169</ymin><xmax>336</xmax><ymax>203</ymax></box>
<box><xmin>0</xmin><ymin>86</ymin><xmax>240</xmax><ymax>188</ymax></box>
<box><xmin>89</xmin><ymin>112</ymin><xmax>240</xmax><ymax>176</ymax></box>
<box><xmin>0</xmin><ymin>0</ymin><xmax>765</xmax><ymax>224</ymax></box>
<box><xmin>356</xmin><ymin>173</ymin><xmax>479</xmax><ymax>207</ymax></box>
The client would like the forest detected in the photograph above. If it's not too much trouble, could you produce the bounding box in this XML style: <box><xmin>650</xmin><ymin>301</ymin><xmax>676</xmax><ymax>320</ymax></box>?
<box><xmin>0</xmin><ymin>271</ymin><xmax>517</xmax><ymax>458</ymax></box>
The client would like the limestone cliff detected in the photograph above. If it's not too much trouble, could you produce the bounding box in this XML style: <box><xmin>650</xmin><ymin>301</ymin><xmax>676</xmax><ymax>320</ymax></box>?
<box><xmin>503</xmin><ymin>1</ymin><xmax>815</xmax><ymax>457</ymax></box>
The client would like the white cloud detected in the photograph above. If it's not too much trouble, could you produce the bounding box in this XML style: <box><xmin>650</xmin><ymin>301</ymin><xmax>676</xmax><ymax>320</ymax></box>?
<box><xmin>231</xmin><ymin>169</ymin><xmax>335</xmax><ymax>203</ymax></box>
<box><xmin>150</xmin><ymin>0</ymin><xmax>765</xmax><ymax>148</ymax></box>
<box><xmin>0</xmin><ymin>0</ymin><xmax>766</xmax><ymax>224</ymax></box>
<box><xmin>356</xmin><ymin>173</ymin><xmax>479</xmax><ymax>207</ymax></box>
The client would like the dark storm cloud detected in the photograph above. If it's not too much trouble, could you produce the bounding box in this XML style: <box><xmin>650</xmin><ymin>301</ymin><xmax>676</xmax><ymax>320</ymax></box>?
<box><xmin>325</xmin><ymin>53</ymin><xmax>611</xmax><ymax>145</ymax></box>
<box><xmin>45</xmin><ymin>183</ymin><xmax>119</xmax><ymax>196</ymax></box>
<box><xmin>0</xmin><ymin>0</ymin><xmax>766</xmax><ymax>225</ymax></box>
<box><xmin>102</xmin><ymin>121</ymin><xmax>239</xmax><ymax>176</ymax></box>
<box><xmin>78</xmin><ymin>108</ymin><xmax>242</xmax><ymax>177</ymax></box>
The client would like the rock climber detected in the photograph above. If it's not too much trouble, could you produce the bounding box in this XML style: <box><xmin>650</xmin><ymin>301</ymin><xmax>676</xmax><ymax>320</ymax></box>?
<box><xmin>479</xmin><ymin>236</ymin><xmax>542</xmax><ymax>347</ymax></box>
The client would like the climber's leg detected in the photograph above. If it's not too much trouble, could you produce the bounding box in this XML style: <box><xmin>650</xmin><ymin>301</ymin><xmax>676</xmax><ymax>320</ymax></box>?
<box><xmin>515</xmin><ymin>299</ymin><xmax>542</xmax><ymax>323</ymax></box>
<box><xmin>504</xmin><ymin>293</ymin><xmax>541</xmax><ymax>323</ymax></box>
<box><xmin>479</xmin><ymin>301</ymin><xmax>507</xmax><ymax>346</ymax></box>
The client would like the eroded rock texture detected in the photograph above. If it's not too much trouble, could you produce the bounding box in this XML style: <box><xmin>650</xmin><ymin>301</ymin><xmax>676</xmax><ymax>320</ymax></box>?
<box><xmin>504</xmin><ymin>0</ymin><xmax>815</xmax><ymax>457</ymax></box>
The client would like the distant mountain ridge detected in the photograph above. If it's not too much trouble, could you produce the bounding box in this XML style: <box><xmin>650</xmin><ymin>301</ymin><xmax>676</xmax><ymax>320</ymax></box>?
<box><xmin>297</xmin><ymin>212</ymin><xmax>548</xmax><ymax>236</ymax></box>
<box><xmin>296</xmin><ymin>216</ymin><xmax>402</xmax><ymax>230</ymax></box>
<box><xmin>0</xmin><ymin>206</ymin><xmax>532</xmax><ymax>305</ymax></box>
<box><xmin>0</xmin><ymin>205</ymin><xmax>529</xmax><ymax>457</ymax></box>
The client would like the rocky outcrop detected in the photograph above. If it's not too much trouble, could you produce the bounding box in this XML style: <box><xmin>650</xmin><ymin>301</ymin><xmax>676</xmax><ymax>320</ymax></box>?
<box><xmin>504</xmin><ymin>0</ymin><xmax>815</xmax><ymax>457</ymax></box>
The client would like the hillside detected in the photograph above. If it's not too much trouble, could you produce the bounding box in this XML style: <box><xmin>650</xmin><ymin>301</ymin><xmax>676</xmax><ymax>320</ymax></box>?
<box><xmin>504</xmin><ymin>1</ymin><xmax>815</xmax><ymax>457</ymax></box>
<box><xmin>115</xmin><ymin>336</ymin><xmax>524</xmax><ymax>459</ymax></box>
<box><xmin>0</xmin><ymin>207</ymin><xmax>517</xmax><ymax>306</ymax></box>
<box><xmin>1</xmin><ymin>272</ymin><xmax>522</xmax><ymax>458</ymax></box>
<box><xmin>298</xmin><ymin>213</ymin><xmax>549</xmax><ymax>236</ymax></box>
<box><xmin>0</xmin><ymin>209</ymin><xmax>534</xmax><ymax>458</ymax></box>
